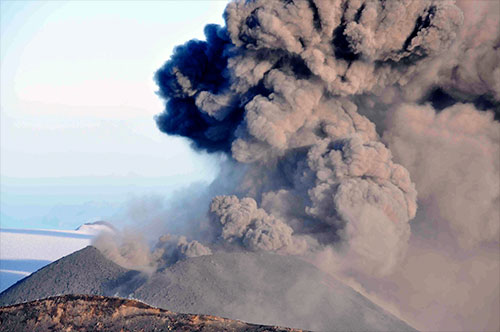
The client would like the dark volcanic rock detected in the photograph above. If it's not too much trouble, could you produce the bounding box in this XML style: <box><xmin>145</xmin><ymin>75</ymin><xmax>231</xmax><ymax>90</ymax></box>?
<box><xmin>0</xmin><ymin>246</ymin><xmax>139</xmax><ymax>306</ymax></box>
<box><xmin>0</xmin><ymin>294</ymin><xmax>303</xmax><ymax>332</ymax></box>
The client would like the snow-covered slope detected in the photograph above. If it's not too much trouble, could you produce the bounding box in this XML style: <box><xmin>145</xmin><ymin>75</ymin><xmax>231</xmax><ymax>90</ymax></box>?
<box><xmin>0</xmin><ymin>222</ymin><xmax>113</xmax><ymax>292</ymax></box>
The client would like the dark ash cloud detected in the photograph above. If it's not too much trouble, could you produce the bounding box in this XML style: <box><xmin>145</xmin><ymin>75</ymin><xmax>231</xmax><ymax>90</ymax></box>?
<box><xmin>100</xmin><ymin>1</ymin><xmax>499</xmax><ymax>331</ymax></box>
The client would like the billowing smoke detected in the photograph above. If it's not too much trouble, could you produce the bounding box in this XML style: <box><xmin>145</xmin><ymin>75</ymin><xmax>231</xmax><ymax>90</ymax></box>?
<box><xmin>384</xmin><ymin>103</ymin><xmax>499</xmax><ymax>248</ymax></box>
<box><xmin>210</xmin><ymin>195</ymin><xmax>307</xmax><ymax>253</ymax></box>
<box><xmin>95</xmin><ymin>1</ymin><xmax>499</xmax><ymax>331</ymax></box>
<box><xmin>152</xmin><ymin>234</ymin><xmax>212</xmax><ymax>267</ymax></box>
<box><xmin>94</xmin><ymin>230</ymin><xmax>212</xmax><ymax>273</ymax></box>
<box><xmin>438</xmin><ymin>0</ymin><xmax>500</xmax><ymax>103</ymax></box>
<box><xmin>153</xmin><ymin>0</ymin><xmax>445</xmax><ymax>275</ymax></box>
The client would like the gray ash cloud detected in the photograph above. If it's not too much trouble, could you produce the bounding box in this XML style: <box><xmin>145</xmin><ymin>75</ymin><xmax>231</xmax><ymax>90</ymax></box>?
<box><xmin>98</xmin><ymin>1</ymin><xmax>499</xmax><ymax>331</ymax></box>
<box><xmin>152</xmin><ymin>0</ymin><xmax>469</xmax><ymax>273</ymax></box>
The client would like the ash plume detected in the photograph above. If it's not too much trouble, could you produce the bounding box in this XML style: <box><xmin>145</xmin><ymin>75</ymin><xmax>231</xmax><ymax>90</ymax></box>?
<box><xmin>210</xmin><ymin>195</ymin><xmax>307</xmax><ymax>253</ymax></box>
<box><xmin>152</xmin><ymin>0</ymin><xmax>453</xmax><ymax>274</ymax></box>
<box><xmin>94</xmin><ymin>1</ymin><xmax>499</xmax><ymax>331</ymax></box>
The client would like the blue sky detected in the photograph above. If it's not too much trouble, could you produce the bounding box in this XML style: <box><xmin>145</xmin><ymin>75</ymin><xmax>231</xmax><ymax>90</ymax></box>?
<box><xmin>0</xmin><ymin>1</ymin><xmax>229</xmax><ymax>229</ymax></box>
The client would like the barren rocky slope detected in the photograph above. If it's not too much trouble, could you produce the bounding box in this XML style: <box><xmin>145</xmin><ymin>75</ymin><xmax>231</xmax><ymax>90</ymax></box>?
<box><xmin>130</xmin><ymin>251</ymin><xmax>417</xmax><ymax>332</ymax></box>
<box><xmin>0</xmin><ymin>246</ymin><xmax>132</xmax><ymax>306</ymax></box>
<box><xmin>0</xmin><ymin>294</ymin><xmax>303</xmax><ymax>332</ymax></box>
<box><xmin>0</xmin><ymin>246</ymin><xmax>418</xmax><ymax>331</ymax></box>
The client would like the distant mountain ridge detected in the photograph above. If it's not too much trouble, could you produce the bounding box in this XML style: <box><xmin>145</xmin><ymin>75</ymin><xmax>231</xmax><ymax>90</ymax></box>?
<box><xmin>75</xmin><ymin>220</ymin><xmax>116</xmax><ymax>234</ymax></box>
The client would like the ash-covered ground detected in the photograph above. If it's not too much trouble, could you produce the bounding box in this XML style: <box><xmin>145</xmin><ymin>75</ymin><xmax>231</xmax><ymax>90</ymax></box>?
<box><xmin>0</xmin><ymin>246</ymin><xmax>417</xmax><ymax>331</ymax></box>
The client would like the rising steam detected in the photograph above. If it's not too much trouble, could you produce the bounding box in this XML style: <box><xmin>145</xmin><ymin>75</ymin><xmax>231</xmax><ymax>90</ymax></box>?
<box><xmin>94</xmin><ymin>1</ymin><xmax>499</xmax><ymax>331</ymax></box>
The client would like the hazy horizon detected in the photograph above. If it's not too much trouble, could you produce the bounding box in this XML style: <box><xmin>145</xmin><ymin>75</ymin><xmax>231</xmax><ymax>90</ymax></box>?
<box><xmin>1</xmin><ymin>1</ymin><xmax>229</xmax><ymax>230</ymax></box>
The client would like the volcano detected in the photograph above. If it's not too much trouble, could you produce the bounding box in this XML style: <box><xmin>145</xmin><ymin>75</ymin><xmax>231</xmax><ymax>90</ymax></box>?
<box><xmin>0</xmin><ymin>246</ymin><xmax>417</xmax><ymax>331</ymax></box>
